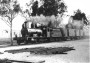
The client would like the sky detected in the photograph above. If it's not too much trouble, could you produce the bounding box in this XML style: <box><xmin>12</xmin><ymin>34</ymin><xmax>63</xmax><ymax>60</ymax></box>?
<box><xmin>0</xmin><ymin>0</ymin><xmax>90</xmax><ymax>38</ymax></box>
<box><xmin>17</xmin><ymin>0</ymin><xmax>90</xmax><ymax>26</ymax></box>
<box><xmin>0</xmin><ymin>0</ymin><xmax>90</xmax><ymax>29</ymax></box>
<box><xmin>64</xmin><ymin>0</ymin><xmax>90</xmax><ymax>16</ymax></box>
<box><xmin>1</xmin><ymin>0</ymin><xmax>90</xmax><ymax>29</ymax></box>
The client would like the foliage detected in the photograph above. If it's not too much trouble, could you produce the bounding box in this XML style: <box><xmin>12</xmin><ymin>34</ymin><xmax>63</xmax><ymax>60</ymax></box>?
<box><xmin>0</xmin><ymin>0</ymin><xmax>21</xmax><ymax>26</ymax></box>
<box><xmin>72</xmin><ymin>9</ymin><xmax>88</xmax><ymax>25</ymax></box>
<box><xmin>0</xmin><ymin>0</ymin><xmax>21</xmax><ymax>18</ymax></box>
<box><xmin>31</xmin><ymin>0</ymin><xmax>67</xmax><ymax>16</ymax></box>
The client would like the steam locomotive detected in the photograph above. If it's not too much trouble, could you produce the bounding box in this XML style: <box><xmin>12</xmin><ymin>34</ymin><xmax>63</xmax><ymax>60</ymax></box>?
<box><xmin>14</xmin><ymin>21</ymin><xmax>85</xmax><ymax>45</ymax></box>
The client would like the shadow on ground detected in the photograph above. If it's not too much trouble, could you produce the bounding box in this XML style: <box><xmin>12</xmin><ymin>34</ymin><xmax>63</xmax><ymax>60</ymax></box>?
<box><xmin>5</xmin><ymin>47</ymin><xmax>75</xmax><ymax>55</ymax></box>
<box><xmin>0</xmin><ymin>47</ymin><xmax>75</xmax><ymax>63</ymax></box>
<box><xmin>0</xmin><ymin>59</ymin><xmax>45</xmax><ymax>63</ymax></box>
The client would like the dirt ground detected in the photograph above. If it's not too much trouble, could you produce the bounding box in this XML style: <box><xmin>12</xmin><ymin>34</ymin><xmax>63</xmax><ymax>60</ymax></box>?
<box><xmin>0</xmin><ymin>37</ymin><xmax>89</xmax><ymax>63</ymax></box>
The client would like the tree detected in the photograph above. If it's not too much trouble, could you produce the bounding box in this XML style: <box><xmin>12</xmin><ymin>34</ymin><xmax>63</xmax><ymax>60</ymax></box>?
<box><xmin>21</xmin><ymin>0</ymin><xmax>67</xmax><ymax>18</ymax></box>
<box><xmin>20</xmin><ymin>0</ymin><xmax>34</xmax><ymax>20</ymax></box>
<box><xmin>22</xmin><ymin>0</ymin><xmax>67</xmax><ymax>28</ymax></box>
<box><xmin>0</xmin><ymin>0</ymin><xmax>21</xmax><ymax>45</ymax></box>
<box><xmin>31</xmin><ymin>0</ymin><xmax>67</xmax><ymax>16</ymax></box>
<box><xmin>72</xmin><ymin>9</ymin><xmax>88</xmax><ymax>25</ymax></box>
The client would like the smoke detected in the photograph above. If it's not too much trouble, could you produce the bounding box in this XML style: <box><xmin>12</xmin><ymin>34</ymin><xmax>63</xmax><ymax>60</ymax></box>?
<box><xmin>29</xmin><ymin>14</ymin><xmax>65</xmax><ymax>28</ymax></box>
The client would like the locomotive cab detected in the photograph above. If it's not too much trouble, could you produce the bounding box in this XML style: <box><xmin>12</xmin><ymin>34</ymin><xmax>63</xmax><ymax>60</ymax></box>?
<box><xmin>15</xmin><ymin>21</ymin><xmax>44</xmax><ymax>45</ymax></box>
